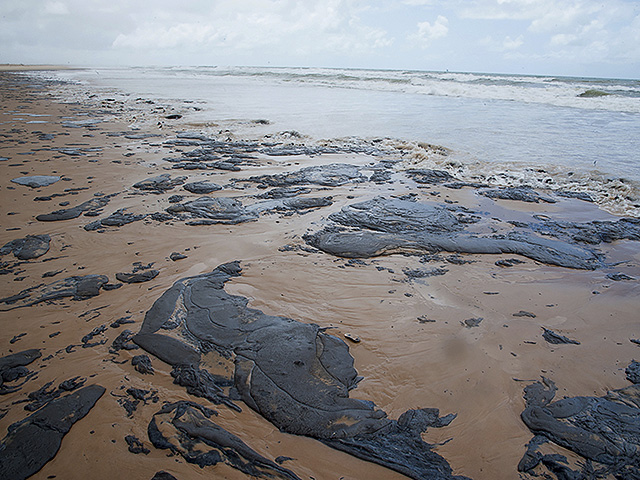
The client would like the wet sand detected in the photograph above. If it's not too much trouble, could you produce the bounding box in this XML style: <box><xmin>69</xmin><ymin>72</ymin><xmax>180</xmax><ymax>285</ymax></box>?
<box><xmin>1</xmin><ymin>70</ymin><xmax>639</xmax><ymax>480</ymax></box>
<box><xmin>0</xmin><ymin>65</ymin><xmax>74</xmax><ymax>71</ymax></box>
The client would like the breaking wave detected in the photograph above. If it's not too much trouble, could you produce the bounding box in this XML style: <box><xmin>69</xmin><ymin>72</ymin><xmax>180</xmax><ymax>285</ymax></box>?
<box><xmin>166</xmin><ymin>66</ymin><xmax>640</xmax><ymax>114</ymax></box>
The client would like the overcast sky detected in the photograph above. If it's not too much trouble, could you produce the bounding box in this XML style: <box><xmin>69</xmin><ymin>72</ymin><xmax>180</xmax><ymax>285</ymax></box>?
<box><xmin>1</xmin><ymin>0</ymin><xmax>639</xmax><ymax>78</ymax></box>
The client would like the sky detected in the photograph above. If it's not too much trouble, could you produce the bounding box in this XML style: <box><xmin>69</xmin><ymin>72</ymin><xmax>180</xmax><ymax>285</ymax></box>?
<box><xmin>1</xmin><ymin>0</ymin><xmax>639</xmax><ymax>79</ymax></box>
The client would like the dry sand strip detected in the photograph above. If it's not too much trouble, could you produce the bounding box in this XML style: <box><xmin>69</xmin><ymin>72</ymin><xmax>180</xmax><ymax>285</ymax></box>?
<box><xmin>1</xmin><ymin>70</ymin><xmax>639</xmax><ymax>480</ymax></box>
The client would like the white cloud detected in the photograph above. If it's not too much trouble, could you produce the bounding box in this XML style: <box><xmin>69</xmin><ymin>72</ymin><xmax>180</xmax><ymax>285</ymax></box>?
<box><xmin>113</xmin><ymin>23</ymin><xmax>219</xmax><ymax>50</ymax></box>
<box><xmin>477</xmin><ymin>33</ymin><xmax>523</xmax><ymax>53</ymax></box>
<box><xmin>459</xmin><ymin>0</ymin><xmax>627</xmax><ymax>28</ymax></box>
<box><xmin>457</xmin><ymin>0</ymin><xmax>640</xmax><ymax>69</ymax></box>
<box><xmin>0</xmin><ymin>0</ymin><xmax>638</xmax><ymax>76</ymax></box>
<box><xmin>528</xmin><ymin>3</ymin><xmax>601</xmax><ymax>33</ymax></box>
<box><xmin>110</xmin><ymin>0</ymin><xmax>392</xmax><ymax>58</ymax></box>
<box><xmin>459</xmin><ymin>0</ymin><xmax>549</xmax><ymax>21</ymax></box>
<box><xmin>502</xmin><ymin>35</ymin><xmax>523</xmax><ymax>50</ymax></box>
<box><xmin>44</xmin><ymin>1</ymin><xmax>69</xmax><ymax>15</ymax></box>
<box><xmin>402</xmin><ymin>0</ymin><xmax>436</xmax><ymax>5</ymax></box>
<box><xmin>412</xmin><ymin>15</ymin><xmax>449</xmax><ymax>47</ymax></box>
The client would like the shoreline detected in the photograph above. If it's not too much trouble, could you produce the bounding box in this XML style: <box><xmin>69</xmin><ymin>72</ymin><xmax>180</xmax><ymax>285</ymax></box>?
<box><xmin>1</xmin><ymin>70</ymin><xmax>639</xmax><ymax>480</ymax></box>
<box><xmin>47</xmin><ymin>66</ymin><xmax>640</xmax><ymax>218</ymax></box>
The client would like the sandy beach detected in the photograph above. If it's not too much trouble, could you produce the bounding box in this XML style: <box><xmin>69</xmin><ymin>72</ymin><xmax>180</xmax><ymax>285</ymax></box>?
<box><xmin>1</xmin><ymin>70</ymin><xmax>639</xmax><ymax>480</ymax></box>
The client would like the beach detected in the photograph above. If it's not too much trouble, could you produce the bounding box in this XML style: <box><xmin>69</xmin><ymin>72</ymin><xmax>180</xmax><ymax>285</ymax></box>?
<box><xmin>1</xmin><ymin>68</ymin><xmax>639</xmax><ymax>480</ymax></box>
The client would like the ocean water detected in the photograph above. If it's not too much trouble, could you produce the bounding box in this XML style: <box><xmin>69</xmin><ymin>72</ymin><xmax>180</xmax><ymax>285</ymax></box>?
<box><xmin>44</xmin><ymin>66</ymin><xmax>640</xmax><ymax>214</ymax></box>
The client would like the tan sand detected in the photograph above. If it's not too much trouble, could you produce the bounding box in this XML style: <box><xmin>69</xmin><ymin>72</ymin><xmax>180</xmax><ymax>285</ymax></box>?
<box><xmin>1</xmin><ymin>71</ymin><xmax>639</xmax><ymax>480</ymax></box>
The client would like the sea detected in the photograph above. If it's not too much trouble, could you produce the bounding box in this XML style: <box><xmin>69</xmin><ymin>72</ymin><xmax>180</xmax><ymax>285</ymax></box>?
<box><xmin>38</xmin><ymin>66</ymin><xmax>640</xmax><ymax>216</ymax></box>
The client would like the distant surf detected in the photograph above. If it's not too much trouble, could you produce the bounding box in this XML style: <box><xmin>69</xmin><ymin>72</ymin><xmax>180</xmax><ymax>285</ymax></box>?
<box><xmin>137</xmin><ymin>66</ymin><xmax>640</xmax><ymax>113</ymax></box>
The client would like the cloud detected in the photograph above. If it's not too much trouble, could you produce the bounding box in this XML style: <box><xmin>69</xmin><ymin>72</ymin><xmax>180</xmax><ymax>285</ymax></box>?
<box><xmin>44</xmin><ymin>1</ymin><xmax>69</xmax><ymax>15</ymax></box>
<box><xmin>478</xmin><ymin>33</ymin><xmax>523</xmax><ymax>53</ymax></box>
<box><xmin>457</xmin><ymin>0</ymin><xmax>640</xmax><ymax>68</ymax></box>
<box><xmin>109</xmin><ymin>0</ymin><xmax>393</xmax><ymax>61</ymax></box>
<box><xmin>528</xmin><ymin>3</ymin><xmax>602</xmax><ymax>33</ymax></box>
<box><xmin>402</xmin><ymin>0</ymin><xmax>436</xmax><ymax>5</ymax></box>
<box><xmin>113</xmin><ymin>23</ymin><xmax>218</xmax><ymax>50</ymax></box>
<box><xmin>0</xmin><ymin>0</ymin><xmax>637</xmax><ymax>76</ymax></box>
<box><xmin>459</xmin><ymin>0</ymin><xmax>628</xmax><ymax>28</ymax></box>
<box><xmin>502</xmin><ymin>35</ymin><xmax>523</xmax><ymax>50</ymax></box>
<box><xmin>412</xmin><ymin>15</ymin><xmax>449</xmax><ymax>47</ymax></box>
<box><xmin>459</xmin><ymin>0</ymin><xmax>548</xmax><ymax>21</ymax></box>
